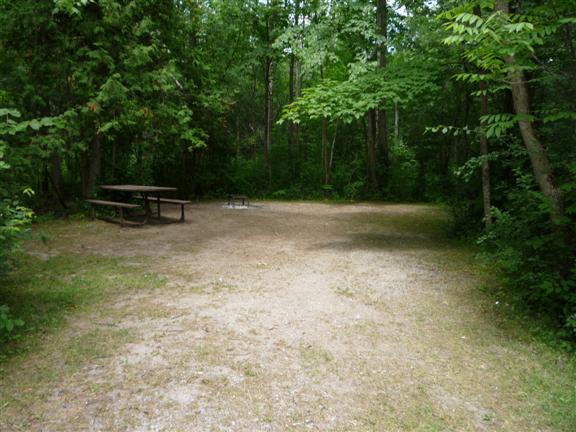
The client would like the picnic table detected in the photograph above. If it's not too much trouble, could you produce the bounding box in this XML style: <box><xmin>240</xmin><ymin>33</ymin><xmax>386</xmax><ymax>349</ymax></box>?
<box><xmin>95</xmin><ymin>184</ymin><xmax>177</xmax><ymax>225</ymax></box>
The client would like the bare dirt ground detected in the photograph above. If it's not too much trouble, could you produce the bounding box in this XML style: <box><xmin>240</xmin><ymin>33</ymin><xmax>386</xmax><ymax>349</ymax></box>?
<box><xmin>1</xmin><ymin>202</ymin><xmax>574</xmax><ymax>431</ymax></box>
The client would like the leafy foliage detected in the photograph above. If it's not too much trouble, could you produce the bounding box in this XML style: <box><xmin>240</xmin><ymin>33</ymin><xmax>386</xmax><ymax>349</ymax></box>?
<box><xmin>0</xmin><ymin>305</ymin><xmax>24</xmax><ymax>340</ymax></box>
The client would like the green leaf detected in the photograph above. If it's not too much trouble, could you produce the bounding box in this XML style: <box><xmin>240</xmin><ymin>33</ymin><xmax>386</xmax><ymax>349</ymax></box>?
<box><xmin>29</xmin><ymin>119</ymin><xmax>42</xmax><ymax>131</ymax></box>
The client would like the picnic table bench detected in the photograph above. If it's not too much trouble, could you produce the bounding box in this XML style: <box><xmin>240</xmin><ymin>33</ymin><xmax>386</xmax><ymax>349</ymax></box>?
<box><xmin>228</xmin><ymin>194</ymin><xmax>249</xmax><ymax>207</ymax></box>
<box><xmin>141</xmin><ymin>196</ymin><xmax>191</xmax><ymax>222</ymax></box>
<box><xmin>86</xmin><ymin>199</ymin><xmax>141</xmax><ymax>227</ymax></box>
<box><xmin>100</xmin><ymin>184</ymin><xmax>177</xmax><ymax>224</ymax></box>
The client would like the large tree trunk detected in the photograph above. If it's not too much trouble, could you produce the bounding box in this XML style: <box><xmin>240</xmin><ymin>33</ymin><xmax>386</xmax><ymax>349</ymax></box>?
<box><xmin>479</xmin><ymin>81</ymin><xmax>492</xmax><ymax>227</ymax></box>
<box><xmin>376</xmin><ymin>0</ymin><xmax>389</xmax><ymax>187</ymax></box>
<box><xmin>495</xmin><ymin>0</ymin><xmax>564</xmax><ymax>221</ymax></box>
<box><xmin>367</xmin><ymin>109</ymin><xmax>379</xmax><ymax>190</ymax></box>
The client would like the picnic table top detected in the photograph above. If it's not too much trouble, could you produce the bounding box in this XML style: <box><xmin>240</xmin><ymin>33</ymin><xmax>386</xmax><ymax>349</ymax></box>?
<box><xmin>100</xmin><ymin>184</ymin><xmax>177</xmax><ymax>193</ymax></box>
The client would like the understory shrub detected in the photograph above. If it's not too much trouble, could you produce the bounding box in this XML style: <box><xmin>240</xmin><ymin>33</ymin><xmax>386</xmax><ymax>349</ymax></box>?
<box><xmin>0</xmin><ymin>304</ymin><xmax>23</xmax><ymax>341</ymax></box>
<box><xmin>477</xmin><ymin>173</ymin><xmax>576</xmax><ymax>340</ymax></box>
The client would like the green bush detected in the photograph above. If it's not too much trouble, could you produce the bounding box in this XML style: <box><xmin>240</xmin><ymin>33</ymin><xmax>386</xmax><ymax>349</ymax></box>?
<box><xmin>1</xmin><ymin>109</ymin><xmax>36</xmax><ymax>339</ymax></box>
<box><xmin>477</xmin><ymin>172</ymin><xmax>576</xmax><ymax>340</ymax></box>
<box><xmin>0</xmin><ymin>199</ymin><xmax>33</xmax><ymax>276</ymax></box>
<box><xmin>0</xmin><ymin>304</ymin><xmax>23</xmax><ymax>340</ymax></box>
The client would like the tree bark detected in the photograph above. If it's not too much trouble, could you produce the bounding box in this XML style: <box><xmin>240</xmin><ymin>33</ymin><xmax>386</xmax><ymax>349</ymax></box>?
<box><xmin>479</xmin><ymin>80</ymin><xmax>492</xmax><ymax>227</ymax></box>
<box><xmin>495</xmin><ymin>0</ymin><xmax>564</xmax><ymax>221</ymax></box>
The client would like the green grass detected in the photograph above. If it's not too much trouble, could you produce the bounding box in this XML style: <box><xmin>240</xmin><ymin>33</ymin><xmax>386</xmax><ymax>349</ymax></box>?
<box><xmin>0</xmin><ymin>253</ymin><xmax>165</xmax><ymax>361</ymax></box>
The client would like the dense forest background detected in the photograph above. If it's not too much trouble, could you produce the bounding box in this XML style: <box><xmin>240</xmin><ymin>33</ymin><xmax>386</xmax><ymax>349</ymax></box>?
<box><xmin>1</xmin><ymin>0</ymin><xmax>575</xmax><ymax>341</ymax></box>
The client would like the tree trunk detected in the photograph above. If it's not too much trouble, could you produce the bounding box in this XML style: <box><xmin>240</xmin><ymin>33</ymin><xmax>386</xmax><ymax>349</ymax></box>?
<box><xmin>288</xmin><ymin>52</ymin><xmax>296</xmax><ymax>175</ymax></box>
<box><xmin>49</xmin><ymin>151</ymin><xmax>67</xmax><ymax>210</ymax></box>
<box><xmin>287</xmin><ymin>0</ymin><xmax>300</xmax><ymax>180</ymax></box>
<box><xmin>394</xmin><ymin>100</ymin><xmax>399</xmax><ymax>140</ymax></box>
<box><xmin>322</xmin><ymin>117</ymin><xmax>330</xmax><ymax>185</ymax></box>
<box><xmin>329</xmin><ymin>122</ymin><xmax>337</xmax><ymax>177</ymax></box>
<box><xmin>376</xmin><ymin>0</ymin><xmax>389</xmax><ymax>187</ymax></box>
<box><xmin>236</xmin><ymin>113</ymin><xmax>241</xmax><ymax>158</ymax></box>
<box><xmin>111</xmin><ymin>140</ymin><xmax>117</xmax><ymax>181</ymax></box>
<box><xmin>83</xmin><ymin>134</ymin><xmax>102</xmax><ymax>198</ymax></box>
<box><xmin>367</xmin><ymin>109</ymin><xmax>379</xmax><ymax>190</ymax></box>
<box><xmin>263</xmin><ymin>57</ymin><xmax>274</xmax><ymax>187</ymax></box>
<box><xmin>479</xmin><ymin>80</ymin><xmax>492</xmax><ymax>227</ymax></box>
<box><xmin>495</xmin><ymin>0</ymin><xmax>564</xmax><ymax>221</ymax></box>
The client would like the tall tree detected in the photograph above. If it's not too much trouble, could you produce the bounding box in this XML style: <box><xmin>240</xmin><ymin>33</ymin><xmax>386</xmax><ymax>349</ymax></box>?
<box><xmin>287</xmin><ymin>0</ymin><xmax>302</xmax><ymax>180</ymax></box>
<box><xmin>494</xmin><ymin>0</ymin><xmax>564</xmax><ymax>222</ymax></box>
<box><xmin>376</xmin><ymin>0</ymin><xmax>389</xmax><ymax>187</ymax></box>
<box><xmin>478</xmin><ymin>80</ymin><xmax>492</xmax><ymax>227</ymax></box>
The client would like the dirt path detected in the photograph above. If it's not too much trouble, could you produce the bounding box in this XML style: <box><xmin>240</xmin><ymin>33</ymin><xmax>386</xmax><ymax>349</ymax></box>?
<box><xmin>2</xmin><ymin>202</ymin><xmax>574</xmax><ymax>431</ymax></box>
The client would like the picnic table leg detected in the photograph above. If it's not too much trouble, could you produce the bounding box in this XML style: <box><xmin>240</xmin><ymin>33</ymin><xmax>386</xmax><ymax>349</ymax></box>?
<box><xmin>179</xmin><ymin>204</ymin><xmax>185</xmax><ymax>222</ymax></box>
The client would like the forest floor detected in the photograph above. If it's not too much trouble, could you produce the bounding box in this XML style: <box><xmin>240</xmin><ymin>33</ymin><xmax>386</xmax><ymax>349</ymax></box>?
<box><xmin>1</xmin><ymin>201</ymin><xmax>575</xmax><ymax>432</ymax></box>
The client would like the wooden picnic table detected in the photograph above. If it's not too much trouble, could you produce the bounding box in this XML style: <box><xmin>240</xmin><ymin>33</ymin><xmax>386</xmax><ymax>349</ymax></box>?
<box><xmin>100</xmin><ymin>184</ymin><xmax>177</xmax><ymax>223</ymax></box>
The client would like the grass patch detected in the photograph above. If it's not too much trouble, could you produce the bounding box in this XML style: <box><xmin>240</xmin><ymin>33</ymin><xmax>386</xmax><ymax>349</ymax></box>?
<box><xmin>299</xmin><ymin>343</ymin><xmax>334</xmax><ymax>375</ymax></box>
<box><xmin>242</xmin><ymin>363</ymin><xmax>257</xmax><ymax>377</ymax></box>
<box><xmin>64</xmin><ymin>328</ymin><xmax>133</xmax><ymax>368</ymax></box>
<box><xmin>0</xmin><ymin>253</ymin><xmax>165</xmax><ymax>361</ymax></box>
<box><xmin>194</xmin><ymin>342</ymin><xmax>220</xmax><ymax>363</ymax></box>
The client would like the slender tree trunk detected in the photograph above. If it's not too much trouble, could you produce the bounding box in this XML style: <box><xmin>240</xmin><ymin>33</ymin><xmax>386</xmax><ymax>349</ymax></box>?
<box><xmin>50</xmin><ymin>153</ymin><xmax>61</xmax><ymax>195</ymax></box>
<box><xmin>236</xmin><ymin>113</ymin><xmax>241</xmax><ymax>158</ymax></box>
<box><xmin>329</xmin><ymin>122</ymin><xmax>337</xmax><ymax>177</ymax></box>
<box><xmin>479</xmin><ymin>81</ymin><xmax>492</xmax><ymax>227</ymax></box>
<box><xmin>376</xmin><ymin>0</ymin><xmax>389</xmax><ymax>187</ymax></box>
<box><xmin>263</xmin><ymin>57</ymin><xmax>274</xmax><ymax>187</ymax></box>
<box><xmin>394</xmin><ymin>100</ymin><xmax>399</xmax><ymax>140</ymax></box>
<box><xmin>182</xmin><ymin>145</ymin><xmax>194</xmax><ymax>198</ymax></box>
<box><xmin>49</xmin><ymin>151</ymin><xmax>67</xmax><ymax>210</ymax></box>
<box><xmin>111</xmin><ymin>140</ymin><xmax>117</xmax><ymax>181</ymax></box>
<box><xmin>462</xmin><ymin>83</ymin><xmax>471</xmax><ymax>164</ymax></box>
<box><xmin>288</xmin><ymin>52</ymin><xmax>296</xmax><ymax>174</ymax></box>
<box><xmin>495</xmin><ymin>0</ymin><xmax>564</xmax><ymax>221</ymax></box>
<box><xmin>294</xmin><ymin>50</ymin><xmax>302</xmax><ymax>180</ymax></box>
<box><xmin>322</xmin><ymin>117</ymin><xmax>330</xmax><ymax>185</ymax></box>
<box><xmin>287</xmin><ymin>0</ymin><xmax>300</xmax><ymax>180</ymax></box>
<box><xmin>82</xmin><ymin>134</ymin><xmax>102</xmax><ymax>198</ymax></box>
<box><xmin>367</xmin><ymin>109</ymin><xmax>379</xmax><ymax>190</ymax></box>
